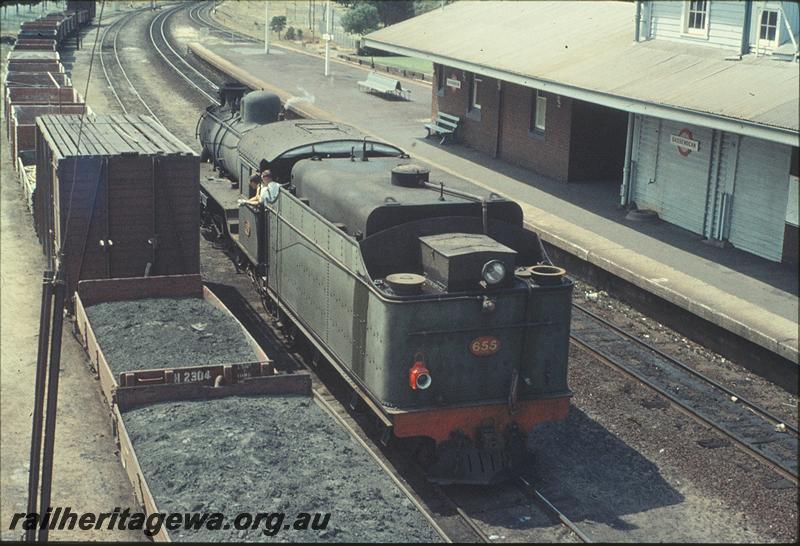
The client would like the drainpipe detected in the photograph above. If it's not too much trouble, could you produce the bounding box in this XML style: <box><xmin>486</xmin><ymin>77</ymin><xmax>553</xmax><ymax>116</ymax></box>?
<box><xmin>620</xmin><ymin>112</ymin><xmax>635</xmax><ymax>207</ymax></box>
<box><xmin>634</xmin><ymin>1</ymin><xmax>641</xmax><ymax>42</ymax></box>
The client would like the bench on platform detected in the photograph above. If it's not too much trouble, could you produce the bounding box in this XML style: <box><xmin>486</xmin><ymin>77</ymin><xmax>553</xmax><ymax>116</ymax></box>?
<box><xmin>424</xmin><ymin>111</ymin><xmax>460</xmax><ymax>144</ymax></box>
<box><xmin>357</xmin><ymin>71</ymin><xmax>410</xmax><ymax>100</ymax></box>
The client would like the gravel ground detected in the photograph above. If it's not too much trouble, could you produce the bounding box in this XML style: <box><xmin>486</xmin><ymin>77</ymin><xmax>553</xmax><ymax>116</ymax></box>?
<box><xmin>85</xmin><ymin>298</ymin><xmax>258</xmax><ymax>374</ymax></box>
<box><xmin>573</xmin><ymin>279</ymin><xmax>798</xmax><ymax>427</ymax></box>
<box><xmin>123</xmin><ymin>396</ymin><xmax>442</xmax><ymax>543</ymax></box>
<box><xmin>533</xmin><ymin>344</ymin><xmax>798</xmax><ymax>542</ymax></box>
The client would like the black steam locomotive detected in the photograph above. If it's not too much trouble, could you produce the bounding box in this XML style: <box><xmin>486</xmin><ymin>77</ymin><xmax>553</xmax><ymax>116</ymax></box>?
<box><xmin>198</xmin><ymin>84</ymin><xmax>573</xmax><ymax>484</ymax></box>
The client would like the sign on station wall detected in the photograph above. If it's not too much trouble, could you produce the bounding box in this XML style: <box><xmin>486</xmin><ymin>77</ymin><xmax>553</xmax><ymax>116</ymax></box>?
<box><xmin>670</xmin><ymin>128</ymin><xmax>700</xmax><ymax>156</ymax></box>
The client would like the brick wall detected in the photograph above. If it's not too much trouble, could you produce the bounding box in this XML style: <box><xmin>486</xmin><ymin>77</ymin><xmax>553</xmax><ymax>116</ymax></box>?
<box><xmin>432</xmin><ymin>66</ymin><xmax>574</xmax><ymax>182</ymax></box>
<box><xmin>499</xmin><ymin>82</ymin><xmax>572</xmax><ymax>182</ymax></box>
<box><xmin>432</xmin><ymin>65</ymin><xmax>498</xmax><ymax>155</ymax></box>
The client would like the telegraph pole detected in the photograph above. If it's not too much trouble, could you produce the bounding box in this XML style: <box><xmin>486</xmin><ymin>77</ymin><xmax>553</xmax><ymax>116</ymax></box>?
<box><xmin>264</xmin><ymin>1</ymin><xmax>270</xmax><ymax>54</ymax></box>
<box><xmin>324</xmin><ymin>0</ymin><xmax>331</xmax><ymax>76</ymax></box>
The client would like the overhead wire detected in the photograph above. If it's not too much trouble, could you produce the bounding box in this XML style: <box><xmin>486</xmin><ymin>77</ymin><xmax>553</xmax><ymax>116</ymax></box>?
<box><xmin>58</xmin><ymin>0</ymin><xmax>106</xmax><ymax>276</ymax></box>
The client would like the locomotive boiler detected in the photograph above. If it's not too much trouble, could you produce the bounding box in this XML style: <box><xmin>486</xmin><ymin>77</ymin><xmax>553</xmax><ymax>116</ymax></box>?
<box><xmin>198</xmin><ymin>85</ymin><xmax>573</xmax><ymax>484</ymax></box>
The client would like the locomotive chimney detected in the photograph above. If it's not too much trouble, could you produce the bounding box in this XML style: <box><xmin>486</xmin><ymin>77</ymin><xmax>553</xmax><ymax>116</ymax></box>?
<box><xmin>217</xmin><ymin>82</ymin><xmax>249</xmax><ymax>112</ymax></box>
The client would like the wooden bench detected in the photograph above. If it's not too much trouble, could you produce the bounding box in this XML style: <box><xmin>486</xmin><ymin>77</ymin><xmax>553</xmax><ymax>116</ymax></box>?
<box><xmin>424</xmin><ymin>111</ymin><xmax>460</xmax><ymax>144</ymax></box>
<box><xmin>357</xmin><ymin>71</ymin><xmax>410</xmax><ymax>100</ymax></box>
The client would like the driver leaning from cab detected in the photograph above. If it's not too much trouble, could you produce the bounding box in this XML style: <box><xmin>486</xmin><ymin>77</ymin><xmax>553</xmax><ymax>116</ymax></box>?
<box><xmin>238</xmin><ymin>168</ymin><xmax>280</xmax><ymax>206</ymax></box>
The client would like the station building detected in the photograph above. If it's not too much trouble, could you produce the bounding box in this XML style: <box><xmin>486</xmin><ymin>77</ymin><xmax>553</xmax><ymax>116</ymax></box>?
<box><xmin>364</xmin><ymin>1</ymin><xmax>799</xmax><ymax>263</ymax></box>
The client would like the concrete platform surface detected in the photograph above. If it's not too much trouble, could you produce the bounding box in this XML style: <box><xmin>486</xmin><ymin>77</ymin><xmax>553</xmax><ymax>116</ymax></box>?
<box><xmin>188</xmin><ymin>37</ymin><xmax>798</xmax><ymax>366</ymax></box>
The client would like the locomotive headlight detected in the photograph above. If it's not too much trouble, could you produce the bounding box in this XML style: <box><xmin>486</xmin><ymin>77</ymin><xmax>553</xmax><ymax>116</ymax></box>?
<box><xmin>482</xmin><ymin>260</ymin><xmax>507</xmax><ymax>286</ymax></box>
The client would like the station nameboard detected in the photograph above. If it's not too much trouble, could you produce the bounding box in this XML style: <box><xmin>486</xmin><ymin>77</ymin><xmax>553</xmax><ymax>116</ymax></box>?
<box><xmin>446</xmin><ymin>78</ymin><xmax>461</xmax><ymax>89</ymax></box>
<box><xmin>671</xmin><ymin>129</ymin><xmax>699</xmax><ymax>156</ymax></box>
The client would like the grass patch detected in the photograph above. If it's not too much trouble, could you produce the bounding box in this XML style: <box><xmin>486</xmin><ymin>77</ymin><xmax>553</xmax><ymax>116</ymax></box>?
<box><xmin>355</xmin><ymin>55</ymin><xmax>432</xmax><ymax>76</ymax></box>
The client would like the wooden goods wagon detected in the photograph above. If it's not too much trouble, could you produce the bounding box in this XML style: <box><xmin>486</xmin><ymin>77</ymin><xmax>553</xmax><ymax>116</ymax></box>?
<box><xmin>3</xmin><ymin>61</ymin><xmax>63</xmax><ymax>74</ymax></box>
<box><xmin>34</xmin><ymin>114</ymin><xmax>201</xmax><ymax>300</ymax></box>
<box><xmin>72</xmin><ymin>275</ymin><xmax>310</xmax><ymax>542</ymax></box>
<box><xmin>19</xmin><ymin>21</ymin><xmax>65</xmax><ymax>43</ymax></box>
<box><xmin>8</xmin><ymin>103</ymin><xmax>89</xmax><ymax>168</ymax></box>
<box><xmin>3</xmin><ymin>72</ymin><xmax>71</xmax><ymax>89</ymax></box>
<box><xmin>43</xmin><ymin>13</ymin><xmax>77</xmax><ymax>37</ymax></box>
<box><xmin>5</xmin><ymin>49</ymin><xmax>60</xmax><ymax>64</ymax></box>
<box><xmin>67</xmin><ymin>0</ymin><xmax>96</xmax><ymax>21</ymax></box>
<box><xmin>73</xmin><ymin>274</ymin><xmax>310</xmax><ymax>411</ymax></box>
<box><xmin>13</xmin><ymin>40</ymin><xmax>57</xmax><ymax>51</ymax></box>
<box><xmin>4</xmin><ymin>86</ymin><xmax>80</xmax><ymax>143</ymax></box>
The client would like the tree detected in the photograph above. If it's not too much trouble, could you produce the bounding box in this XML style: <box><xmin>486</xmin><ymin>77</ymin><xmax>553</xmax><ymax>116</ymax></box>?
<box><xmin>270</xmin><ymin>16</ymin><xmax>286</xmax><ymax>35</ymax></box>
<box><xmin>337</xmin><ymin>0</ymin><xmax>415</xmax><ymax>28</ymax></box>
<box><xmin>340</xmin><ymin>3</ymin><xmax>380</xmax><ymax>36</ymax></box>
<box><xmin>413</xmin><ymin>0</ymin><xmax>455</xmax><ymax>16</ymax></box>
<box><xmin>373</xmin><ymin>0</ymin><xmax>414</xmax><ymax>26</ymax></box>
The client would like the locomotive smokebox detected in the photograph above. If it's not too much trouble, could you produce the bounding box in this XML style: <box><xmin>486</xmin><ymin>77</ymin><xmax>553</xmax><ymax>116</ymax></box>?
<box><xmin>241</xmin><ymin>91</ymin><xmax>282</xmax><ymax>124</ymax></box>
<box><xmin>391</xmin><ymin>164</ymin><xmax>429</xmax><ymax>187</ymax></box>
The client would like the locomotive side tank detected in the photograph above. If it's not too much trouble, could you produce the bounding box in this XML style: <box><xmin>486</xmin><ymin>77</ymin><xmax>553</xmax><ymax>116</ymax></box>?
<box><xmin>198</xmin><ymin>88</ymin><xmax>573</xmax><ymax>484</ymax></box>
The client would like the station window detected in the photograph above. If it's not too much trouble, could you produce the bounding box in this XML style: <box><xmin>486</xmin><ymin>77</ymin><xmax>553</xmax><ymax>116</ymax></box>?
<box><xmin>758</xmin><ymin>9</ymin><xmax>780</xmax><ymax>48</ymax></box>
<box><xmin>529</xmin><ymin>90</ymin><xmax>546</xmax><ymax>134</ymax></box>
<box><xmin>684</xmin><ymin>0</ymin><xmax>708</xmax><ymax>35</ymax></box>
<box><xmin>436</xmin><ymin>65</ymin><xmax>445</xmax><ymax>96</ymax></box>
<box><xmin>470</xmin><ymin>74</ymin><xmax>482</xmax><ymax>111</ymax></box>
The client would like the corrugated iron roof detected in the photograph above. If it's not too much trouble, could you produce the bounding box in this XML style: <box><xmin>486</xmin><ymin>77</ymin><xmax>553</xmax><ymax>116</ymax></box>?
<box><xmin>364</xmin><ymin>1</ymin><xmax>798</xmax><ymax>136</ymax></box>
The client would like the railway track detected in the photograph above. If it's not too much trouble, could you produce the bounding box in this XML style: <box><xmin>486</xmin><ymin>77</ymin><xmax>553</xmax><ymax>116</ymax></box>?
<box><xmin>309</xmin><ymin>348</ymin><xmax>593</xmax><ymax>543</ymax></box>
<box><xmin>148</xmin><ymin>4</ymin><xmax>219</xmax><ymax>104</ymax></box>
<box><xmin>99</xmin><ymin>2</ymin><xmax>220</xmax><ymax>121</ymax></box>
<box><xmin>571</xmin><ymin>303</ymin><xmax>798</xmax><ymax>485</ymax></box>
<box><xmin>107</xmin><ymin>3</ymin><xmax>796</xmax><ymax>541</ymax></box>
<box><xmin>188</xmin><ymin>1</ymin><xmax>258</xmax><ymax>44</ymax></box>
<box><xmin>99</xmin><ymin>7</ymin><xmax>161</xmax><ymax>119</ymax></box>
<box><xmin>436</xmin><ymin>477</ymin><xmax>592</xmax><ymax>543</ymax></box>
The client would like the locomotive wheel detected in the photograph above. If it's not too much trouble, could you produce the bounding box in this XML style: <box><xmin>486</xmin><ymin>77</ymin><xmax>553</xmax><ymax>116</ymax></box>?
<box><xmin>277</xmin><ymin>309</ymin><xmax>302</xmax><ymax>350</ymax></box>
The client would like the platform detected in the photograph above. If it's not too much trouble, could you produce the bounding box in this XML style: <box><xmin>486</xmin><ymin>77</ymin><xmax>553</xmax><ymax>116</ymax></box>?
<box><xmin>188</xmin><ymin>38</ymin><xmax>798</xmax><ymax>378</ymax></box>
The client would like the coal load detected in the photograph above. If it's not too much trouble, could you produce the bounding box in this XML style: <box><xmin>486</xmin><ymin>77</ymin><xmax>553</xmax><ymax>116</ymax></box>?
<box><xmin>85</xmin><ymin>298</ymin><xmax>257</xmax><ymax>375</ymax></box>
<box><xmin>123</xmin><ymin>396</ymin><xmax>442</xmax><ymax>543</ymax></box>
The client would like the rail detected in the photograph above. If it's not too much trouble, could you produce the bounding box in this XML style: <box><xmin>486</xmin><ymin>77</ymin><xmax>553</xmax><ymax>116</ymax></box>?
<box><xmin>570</xmin><ymin>302</ymin><xmax>798</xmax><ymax>485</ymax></box>
<box><xmin>148</xmin><ymin>4</ymin><xmax>219</xmax><ymax>105</ymax></box>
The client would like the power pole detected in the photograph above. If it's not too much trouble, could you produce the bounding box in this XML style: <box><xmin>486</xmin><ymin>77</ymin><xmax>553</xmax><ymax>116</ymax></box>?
<box><xmin>264</xmin><ymin>1</ymin><xmax>270</xmax><ymax>54</ymax></box>
<box><xmin>324</xmin><ymin>0</ymin><xmax>331</xmax><ymax>76</ymax></box>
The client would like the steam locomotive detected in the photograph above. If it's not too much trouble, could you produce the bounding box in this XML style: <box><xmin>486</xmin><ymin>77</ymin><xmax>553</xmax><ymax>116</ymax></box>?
<box><xmin>198</xmin><ymin>84</ymin><xmax>573</xmax><ymax>484</ymax></box>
